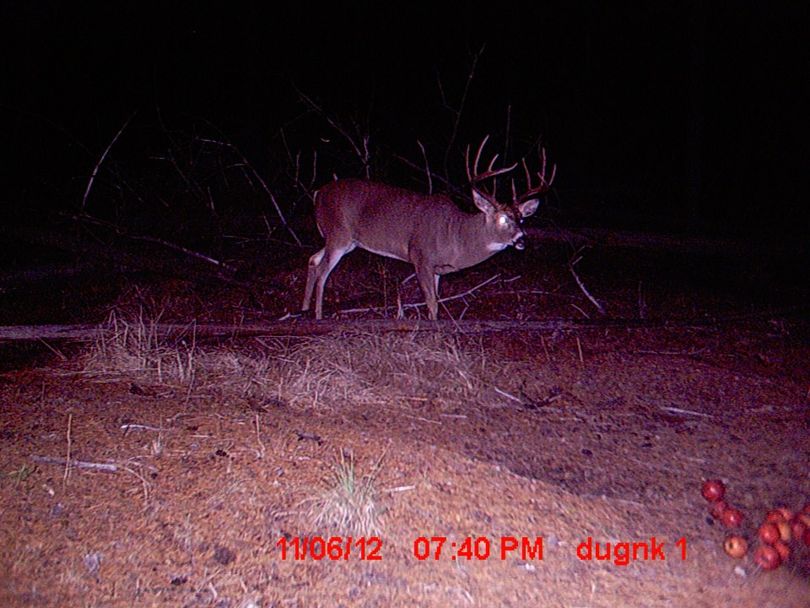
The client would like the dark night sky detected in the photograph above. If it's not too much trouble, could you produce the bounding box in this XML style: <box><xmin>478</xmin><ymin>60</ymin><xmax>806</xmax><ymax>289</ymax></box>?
<box><xmin>2</xmin><ymin>1</ymin><xmax>808</xmax><ymax>240</ymax></box>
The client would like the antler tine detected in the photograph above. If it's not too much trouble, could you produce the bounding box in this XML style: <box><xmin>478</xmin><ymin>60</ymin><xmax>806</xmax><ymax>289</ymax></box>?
<box><xmin>539</xmin><ymin>146</ymin><xmax>547</xmax><ymax>179</ymax></box>
<box><xmin>486</xmin><ymin>153</ymin><xmax>501</xmax><ymax>173</ymax></box>
<box><xmin>538</xmin><ymin>145</ymin><xmax>557</xmax><ymax>188</ymax></box>
<box><xmin>513</xmin><ymin>145</ymin><xmax>556</xmax><ymax>204</ymax></box>
<box><xmin>546</xmin><ymin>162</ymin><xmax>557</xmax><ymax>186</ymax></box>
<box><xmin>467</xmin><ymin>134</ymin><xmax>518</xmax><ymax>185</ymax></box>
<box><xmin>522</xmin><ymin>157</ymin><xmax>531</xmax><ymax>191</ymax></box>
<box><xmin>472</xmin><ymin>134</ymin><xmax>490</xmax><ymax>178</ymax></box>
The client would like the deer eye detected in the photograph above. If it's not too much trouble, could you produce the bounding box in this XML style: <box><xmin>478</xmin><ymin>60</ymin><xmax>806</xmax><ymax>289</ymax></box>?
<box><xmin>496</xmin><ymin>214</ymin><xmax>509</xmax><ymax>227</ymax></box>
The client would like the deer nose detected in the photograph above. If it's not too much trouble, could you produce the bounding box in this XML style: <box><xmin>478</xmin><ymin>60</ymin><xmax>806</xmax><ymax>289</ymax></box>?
<box><xmin>513</xmin><ymin>228</ymin><xmax>527</xmax><ymax>250</ymax></box>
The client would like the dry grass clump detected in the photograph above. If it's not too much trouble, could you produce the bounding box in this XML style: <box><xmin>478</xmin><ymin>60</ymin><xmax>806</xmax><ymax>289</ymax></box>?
<box><xmin>278</xmin><ymin>331</ymin><xmax>490</xmax><ymax>408</ymax></box>
<box><xmin>82</xmin><ymin>312</ymin><xmax>499</xmax><ymax>409</ymax></box>
<box><xmin>82</xmin><ymin>310</ymin><xmax>198</xmax><ymax>384</ymax></box>
<box><xmin>307</xmin><ymin>450</ymin><xmax>382</xmax><ymax>537</ymax></box>
<box><xmin>83</xmin><ymin>311</ymin><xmax>276</xmax><ymax>399</ymax></box>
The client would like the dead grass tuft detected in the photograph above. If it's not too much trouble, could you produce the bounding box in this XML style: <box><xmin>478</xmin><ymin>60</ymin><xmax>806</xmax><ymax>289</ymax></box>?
<box><xmin>82</xmin><ymin>313</ymin><xmax>502</xmax><ymax>410</ymax></box>
<box><xmin>277</xmin><ymin>331</ymin><xmax>490</xmax><ymax>409</ymax></box>
<box><xmin>82</xmin><ymin>310</ymin><xmax>198</xmax><ymax>384</ymax></box>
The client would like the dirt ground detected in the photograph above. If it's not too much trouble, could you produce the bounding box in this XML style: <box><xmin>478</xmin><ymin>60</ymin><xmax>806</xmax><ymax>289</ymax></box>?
<box><xmin>1</xmin><ymin>244</ymin><xmax>809</xmax><ymax>607</ymax></box>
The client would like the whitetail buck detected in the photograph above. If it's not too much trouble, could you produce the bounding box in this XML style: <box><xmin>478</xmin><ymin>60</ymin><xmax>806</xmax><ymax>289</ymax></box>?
<box><xmin>302</xmin><ymin>136</ymin><xmax>555</xmax><ymax>319</ymax></box>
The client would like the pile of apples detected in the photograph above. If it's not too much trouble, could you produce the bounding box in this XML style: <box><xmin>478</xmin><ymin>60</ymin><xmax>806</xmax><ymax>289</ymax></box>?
<box><xmin>701</xmin><ymin>479</ymin><xmax>810</xmax><ymax>570</ymax></box>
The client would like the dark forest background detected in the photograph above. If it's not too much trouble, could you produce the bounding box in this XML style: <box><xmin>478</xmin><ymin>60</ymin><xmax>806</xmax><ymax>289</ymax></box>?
<box><xmin>1</xmin><ymin>1</ymin><xmax>808</xmax><ymax>252</ymax></box>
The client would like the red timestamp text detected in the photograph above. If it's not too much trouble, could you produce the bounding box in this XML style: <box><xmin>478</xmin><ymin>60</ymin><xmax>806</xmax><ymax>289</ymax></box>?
<box><xmin>276</xmin><ymin>536</ymin><xmax>382</xmax><ymax>561</ymax></box>
<box><xmin>413</xmin><ymin>536</ymin><xmax>544</xmax><ymax>561</ymax></box>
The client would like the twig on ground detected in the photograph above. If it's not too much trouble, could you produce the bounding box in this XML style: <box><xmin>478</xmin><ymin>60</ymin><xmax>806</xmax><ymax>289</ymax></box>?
<box><xmin>494</xmin><ymin>386</ymin><xmax>521</xmax><ymax>403</ymax></box>
<box><xmin>659</xmin><ymin>406</ymin><xmax>713</xmax><ymax>419</ymax></box>
<box><xmin>121</xmin><ymin>464</ymin><xmax>151</xmax><ymax>503</ymax></box>
<box><xmin>121</xmin><ymin>423</ymin><xmax>163</xmax><ymax>432</ymax></box>
<box><xmin>63</xmin><ymin>413</ymin><xmax>72</xmax><ymax>484</ymax></box>
<box><xmin>541</xmin><ymin>335</ymin><xmax>550</xmax><ymax>362</ymax></box>
<box><xmin>38</xmin><ymin>339</ymin><xmax>67</xmax><ymax>361</ymax></box>
<box><xmin>255</xmin><ymin>413</ymin><xmax>266</xmax><ymax>459</ymax></box>
<box><xmin>571</xmin><ymin>303</ymin><xmax>590</xmax><ymax>319</ymax></box>
<box><xmin>384</xmin><ymin>485</ymin><xmax>416</xmax><ymax>493</ymax></box>
<box><xmin>337</xmin><ymin>273</ymin><xmax>501</xmax><ymax>316</ymax></box>
<box><xmin>634</xmin><ymin>347</ymin><xmax>709</xmax><ymax>356</ymax></box>
<box><xmin>32</xmin><ymin>455</ymin><xmax>118</xmax><ymax>473</ymax></box>
<box><xmin>569</xmin><ymin>249</ymin><xmax>606</xmax><ymax>315</ymax></box>
<box><xmin>403</xmin><ymin>415</ymin><xmax>442</xmax><ymax>425</ymax></box>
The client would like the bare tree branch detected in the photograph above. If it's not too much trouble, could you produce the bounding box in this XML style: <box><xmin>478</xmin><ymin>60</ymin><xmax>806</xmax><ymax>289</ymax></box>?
<box><xmin>569</xmin><ymin>249</ymin><xmax>606</xmax><ymax>315</ymax></box>
<box><xmin>197</xmin><ymin>137</ymin><xmax>301</xmax><ymax>245</ymax></box>
<box><xmin>442</xmin><ymin>44</ymin><xmax>485</xmax><ymax>180</ymax></box>
<box><xmin>81</xmin><ymin>112</ymin><xmax>136</xmax><ymax>211</ymax></box>
<box><xmin>416</xmin><ymin>140</ymin><xmax>433</xmax><ymax>194</ymax></box>
<box><xmin>296</xmin><ymin>88</ymin><xmax>371</xmax><ymax>177</ymax></box>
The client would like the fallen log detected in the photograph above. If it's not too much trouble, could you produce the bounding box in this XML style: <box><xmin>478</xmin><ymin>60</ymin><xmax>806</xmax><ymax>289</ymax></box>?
<box><xmin>0</xmin><ymin>307</ymin><xmax>804</xmax><ymax>342</ymax></box>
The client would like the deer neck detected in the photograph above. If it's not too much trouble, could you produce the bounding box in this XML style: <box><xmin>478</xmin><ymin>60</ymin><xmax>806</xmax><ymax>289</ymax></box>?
<box><xmin>437</xmin><ymin>211</ymin><xmax>500</xmax><ymax>270</ymax></box>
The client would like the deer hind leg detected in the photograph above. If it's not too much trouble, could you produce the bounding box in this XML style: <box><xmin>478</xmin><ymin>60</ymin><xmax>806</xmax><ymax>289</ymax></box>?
<box><xmin>302</xmin><ymin>249</ymin><xmax>325</xmax><ymax>313</ymax></box>
<box><xmin>309</xmin><ymin>243</ymin><xmax>354</xmax><ymax>319</ymax></box>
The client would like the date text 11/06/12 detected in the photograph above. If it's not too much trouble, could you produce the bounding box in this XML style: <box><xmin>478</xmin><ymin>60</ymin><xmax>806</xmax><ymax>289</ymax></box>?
<box><xmin>276</xmin><ymin>536</ymin><xmax>381</xmax><ymax>561</ymax></box>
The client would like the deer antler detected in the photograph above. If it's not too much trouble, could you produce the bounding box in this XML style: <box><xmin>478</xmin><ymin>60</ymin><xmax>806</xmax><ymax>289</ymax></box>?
<box><xmin>511</xmin><ymin>145</ymin><xmax>556</xmax><ymax>205</ymax></box>
<box><xmin>465</xmin><ymin>135</ymin><xmax>518</xmax><ymax>190</ymax></box>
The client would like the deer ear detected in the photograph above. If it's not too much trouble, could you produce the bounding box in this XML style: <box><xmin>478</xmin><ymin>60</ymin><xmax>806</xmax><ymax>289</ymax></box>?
<box><xmin>517</xmin><ymin>198</ymin><xmax>539</xmax><ymax>218</ymax></box>
<box><xmin>471</xmin><ymin>189</ymin><xmax>497</xmax><ymax>214</ymax></box>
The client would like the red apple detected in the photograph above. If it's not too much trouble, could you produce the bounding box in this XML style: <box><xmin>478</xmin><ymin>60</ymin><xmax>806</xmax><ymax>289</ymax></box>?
<box><xmin>758</xmin><ymin>522</ymin><xmax>780</xmax><ymax>545</ymax></box>
<box><xmin>701</xmin><ymin>479</ymin><xmax>725</xmax><ymax>502</ymax></box>
<box><xmin>765</xmin><ymin>509</ymin><xmax>787</xmax><ymax>524</ymax></box>
<box><xmin>773</xmin><ymin>540</ymin><xmax>790</xmax><ymax>563</ymax></box>
<box><xmin>775</xmin><ymin>507</ymin><xmax>793</xmax><ymax>521</ymax></box>
<box><xmin>790</xmin><ymin>518</ymin><xmax>807</xmax><ymax>541</ymax></box>
<box><xmin>721</xmin><ymin>507</ymin><xmax>744</xmax><ymax>528</ymax></box>
<box><xmin>776</xmin><ymin>520</ymin><xmax>791</xmax><ymax>543</ymax></box>
<box><xmin>723</xmin><ymin>535</ymin><xmax>748</xmax><ymax>559</ymax></box>
<box><xmin>754</xmin><ymin>545</ymin><xmax>782</xmax><ymax>570</ymax></box>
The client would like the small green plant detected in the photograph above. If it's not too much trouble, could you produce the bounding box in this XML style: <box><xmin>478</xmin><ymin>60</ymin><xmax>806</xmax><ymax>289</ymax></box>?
<box><xmin>308</xmin><ymin>450</ymin><xmax>383</xmax><ymax>537</ymax></box>
<box><xmin>6</xmin><ymin>464</ymin><xmax>36</xmax><ymax>487</ymax></box>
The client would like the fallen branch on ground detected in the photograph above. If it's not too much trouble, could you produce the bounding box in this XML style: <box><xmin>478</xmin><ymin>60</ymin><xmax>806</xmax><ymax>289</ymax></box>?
<box><xmin>0</xmin><ymin>305</ymin><xmax>805</xmax><ymax>342</ymax></box>
<box><xmin>337</xmin><ymin>274</ymin><xmax>501</xmax><ymax>316</ymax></box>
<box><xmin>31</xmin><ymin>455</ymin><xmax>118</xmax><ymax>472</ymax></box>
